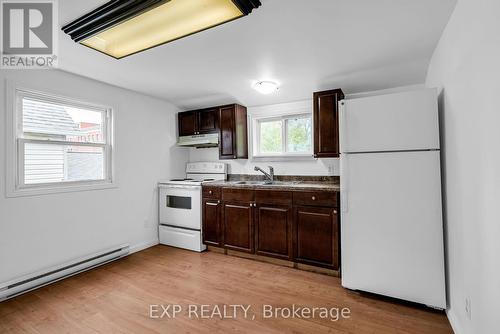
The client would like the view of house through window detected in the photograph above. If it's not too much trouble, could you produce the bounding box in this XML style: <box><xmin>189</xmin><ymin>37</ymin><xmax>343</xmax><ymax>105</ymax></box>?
<box><xmin>18</xmin><ymin>93</ymin><xmax>111</xmax><ymax>186</ymax></box>
<box><xmin>256</xmin><ymin>114</ymin><xmax>312</xmax><ymax>156</ymax></box>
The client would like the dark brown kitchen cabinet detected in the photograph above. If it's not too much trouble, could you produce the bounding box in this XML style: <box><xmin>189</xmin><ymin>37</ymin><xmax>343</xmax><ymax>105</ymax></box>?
<box><xmin>223</xmin><ymin>201</ymin><xmax>254</xmax><ymax>253</ymax></box>
<box><xmin>294</xmin><ymin>206</ymin><xmax>339</xmax><ymax>269</ymax></box>
<box><xmin>178</xmin><ymin>108</ymin><xmax>218</xmax><ymax>136</ymax></box>
<box><xmin>254</xmin><ymin>190</ymin><xmax>293</xmax><ymax>260</ymax></box>
<box><xmin>255</xmin><ymin>204</ymin><xmax>293</xmax><ymax>260</ymax></box>
<box><xmin>178</xmin><ymin>111</ymin><xmax>197</xmax><ymax>136</ymax></box>
<box><xmin>222</xmin><ymin>188</ymin><xmax>254</xmax><ymax>253</ymax></box>
<box><xmin>313</xmin><ymin>89</ymin><xmax>344</xmax><ymax>158</ymax></box>
<box><xmin>219</xmin><ymin>104</ymin><xmax>248</xmax><ymax>160</ymax></box>
<box><xmin>203</xmin><ymin>185</ymin><xmax>339</xmax><ymax>272</ymax></box>
<box><xmin>202</xmin><ymin>199</ymin><xmax>222</xmax><ymax>247</ymax></box>
<box><xmin>202</xmin><ymin>187</ymin><xmax>222</xmax><ymax>246</ymax></box>
<box><xmin>197</xmin><ymin>108</ymin><xmax>218</xmax><ymax>134</ymax></box>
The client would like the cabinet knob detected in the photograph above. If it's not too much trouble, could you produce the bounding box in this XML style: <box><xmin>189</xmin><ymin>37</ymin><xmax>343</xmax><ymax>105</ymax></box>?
<box><xmin>333</xmin><ymin>209</ymin><xmax>338</xmax><ymax>214</ymax></box>
<box><xmin>217</xmin><ymin>200</ymin><xmax>220</xmax><ymax>204</ymax></box>
<box><xmin>209</xmin><ymin>190</ymin><xmax>213</xmax><ymax>195</ymax></box>
<box><xmin>233</xmin><ymin>155</ymin><xmax>236</xmax><ymax>159</ymax></box>
<box><xmin>312</xmin><ymin>196</ymin><xmax>316</xmax><ymax>201</ymax></box>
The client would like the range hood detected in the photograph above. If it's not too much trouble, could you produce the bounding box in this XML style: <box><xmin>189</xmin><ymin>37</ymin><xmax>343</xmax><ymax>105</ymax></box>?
<box><xmin>177</xmin><ymin>133</ymin><xmax>219</xmax><ymax>148</ymax></box>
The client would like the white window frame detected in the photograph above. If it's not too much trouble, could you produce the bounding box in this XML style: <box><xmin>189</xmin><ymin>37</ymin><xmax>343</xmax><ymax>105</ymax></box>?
<box><xmin>5</xmin><ymin>82</ymin><xmax>115</xmax><ymax>197</ymax></box>
<box><xmin>250</xmin><ymin>100</ymin><xmax>314</xmax><ymax>161</ymax></box>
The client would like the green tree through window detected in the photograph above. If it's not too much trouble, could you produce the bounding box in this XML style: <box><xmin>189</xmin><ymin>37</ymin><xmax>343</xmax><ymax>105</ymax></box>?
<box><xmin>287</xmin><ymin>117</ymin><xmax>311</xmax><ymax>153</ymax></box>
<box><xmin>257</xmin><ymin>115</ymin><xmax>312</xmax><ymax>155</ymax></box>
<box><xmin>260</xmin><ymin>120</ymin><xmax>282</xmax><ymax>153</ymax></box>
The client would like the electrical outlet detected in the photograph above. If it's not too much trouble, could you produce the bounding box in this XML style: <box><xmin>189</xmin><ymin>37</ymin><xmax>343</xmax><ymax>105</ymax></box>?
<box><xmin>328</xmin><ymin>164</ymin><xmax>334</xmax><ymax>175</ymax></box>
<box><xmin>465</xmin><ymin>297</ymin><xmax>472</xmax><ymax>320</ymax></box>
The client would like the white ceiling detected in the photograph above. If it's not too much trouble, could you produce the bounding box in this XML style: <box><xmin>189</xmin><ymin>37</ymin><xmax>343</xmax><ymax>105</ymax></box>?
<box><xmin>58</xmin><ymin>0</ymin><xmax>456</xmax><ymax>109</ymax></box>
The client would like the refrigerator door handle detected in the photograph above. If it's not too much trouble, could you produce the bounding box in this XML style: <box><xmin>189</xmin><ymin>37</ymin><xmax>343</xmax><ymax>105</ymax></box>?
<box><xmin>341</xmin><ymin>189</ymin><xmax>348</xmax><ymax>213</ymax></box>
<box><xmin>340</xmin><ymin>154</ymin><xmax>348</xmax><ymax>213</ymax></box>
<box><xmin>339</xmin><ymin>100</ymin><xmax>347</xmax><ymax>153</ymax></box>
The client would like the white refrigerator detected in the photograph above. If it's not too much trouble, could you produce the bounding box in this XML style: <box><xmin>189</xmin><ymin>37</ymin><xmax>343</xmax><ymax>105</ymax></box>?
<box><xmin>339</xmin><ymin>88</ymin><xmax>446</xmax><ymax>309</ymax></box>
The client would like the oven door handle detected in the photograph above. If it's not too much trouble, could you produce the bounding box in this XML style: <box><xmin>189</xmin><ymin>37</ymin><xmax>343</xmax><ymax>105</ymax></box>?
<box><xmin>159</xmin><ymin>184</ymin><xmax>201</xmax><ymax>190</ymax></box>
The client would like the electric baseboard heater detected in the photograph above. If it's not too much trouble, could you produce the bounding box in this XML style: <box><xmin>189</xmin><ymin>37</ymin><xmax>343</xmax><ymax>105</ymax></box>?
<box><xmin>0</xmin><ymin>244</ymin><xmax>130</xmax><ymax>302</ymax></box>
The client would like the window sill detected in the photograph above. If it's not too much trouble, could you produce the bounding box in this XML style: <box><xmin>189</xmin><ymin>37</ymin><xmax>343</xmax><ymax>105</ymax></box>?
<box><xmin>6</xmin><ymin>180</ymin><xmax>117</xmax><ymax>198</ymax></box>
<box><xmin>251</xmin><ymin>155</ymin><xmax>316</xmax><ymax>162</ymax></box>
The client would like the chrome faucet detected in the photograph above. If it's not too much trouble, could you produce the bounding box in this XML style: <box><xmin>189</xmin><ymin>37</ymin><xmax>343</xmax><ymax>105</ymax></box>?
<box><xmin>254</xmin><ymin>166</ymin><xmax>274</xmax><ymax>184</ymax></box>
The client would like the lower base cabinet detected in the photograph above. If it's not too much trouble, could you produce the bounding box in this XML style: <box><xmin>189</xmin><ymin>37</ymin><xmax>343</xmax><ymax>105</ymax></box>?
<box><xmin>255</xmin><ymin>204</ymin><xmax>293</xmax><ymax>260</ymax></box>
<box><xmin>202</xmin><ymin>199</ymin><xmax>222</xmax><ymax>247</ymax></box>
<box><xmin>202</xmin><ymin>187</ymin><xmax>339</xmax><ymax>271</ymax></box>
<box><xmin>223</xmin><ymin>201</ymin><xmax>254</xmax><ymax>253</ymax></box>
<box><xmin>294</xmin><ymin>206</ymin><xmax>339</xmax><ymax>269</ymax></box>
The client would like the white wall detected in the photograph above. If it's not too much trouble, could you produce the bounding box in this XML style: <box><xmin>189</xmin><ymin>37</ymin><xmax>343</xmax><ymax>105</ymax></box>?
<box><xmin>0</xmin><ymin>70</ymin><xmax>188</xmax><ymax>283</ymax></box>
<box><xmin>188</xmin><ymin>86</ymin><xmax>426</xmax><ymax>177</ymax></box>
<box><xmin>425</xmin><ymin>0</ymin><xmax>500</xmax><ymax>333</ymax></box>
<box><xmin>189</xmin><ymin>147</ymin><xmax>339</xmax><ymax>176</ymax></box>
<box><xmin>188</xmin><ymin>100</ymin><xmax>339</xmax><ymax>176</ymax></box>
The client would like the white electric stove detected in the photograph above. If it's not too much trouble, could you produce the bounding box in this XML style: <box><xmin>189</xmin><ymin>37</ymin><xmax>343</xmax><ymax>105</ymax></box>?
<box><xmin>158</xmin><ymin>162</ymin><xmax>227</xmax><ymax>252</ymax></box>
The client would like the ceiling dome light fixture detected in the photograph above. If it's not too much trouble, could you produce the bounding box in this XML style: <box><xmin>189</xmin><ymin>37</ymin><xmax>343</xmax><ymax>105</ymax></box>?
<box><xmin>253</xmin><ymin>81</ymin><xmax>279</xmax><ymax>94</ymax></box>
<box><xmin>62</xmin><ymin>0</ymin><xmax>262</xmax><ymax>59</ymax></box>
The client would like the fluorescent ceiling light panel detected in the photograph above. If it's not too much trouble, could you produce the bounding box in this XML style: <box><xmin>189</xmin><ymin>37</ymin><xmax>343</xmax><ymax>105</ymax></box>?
<box><xmin>62</xmin><ymin>0</ymin><xmax>261</xmax><ymax>59</ymax></box>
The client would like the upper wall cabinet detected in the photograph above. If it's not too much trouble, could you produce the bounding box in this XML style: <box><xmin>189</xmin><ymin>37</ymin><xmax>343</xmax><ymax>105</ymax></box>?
<box><xmin>219</xmin><ymin>104</ymin><xmax>248</xmax><ymax>160</ymax></box>
<box><xmin>178</xmin><ymin>108</ymin><xmax>218</xmax><ymax>136</ymax></box>
<box><xmin>313</xmin><ymin>89</ymin><xmax>344</xmax><ymax>158</ymax></box>
<box><xmin>198</xmin><ymin>107</ymin><xmax>219</xmax><ymax>134</ymax></box>
<box><xmin>178</xmin><ymin>111</ymin><xmax>197</xmax><ymax>136</ymax></box>
<box><xmin>178</xmin><ymin>104</ymin><xmax>248</xmax><ymax>159</ymax></box>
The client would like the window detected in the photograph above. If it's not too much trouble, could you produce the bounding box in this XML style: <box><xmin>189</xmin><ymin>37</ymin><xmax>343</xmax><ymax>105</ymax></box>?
<box><xmin>7</xmin><ymin>87</ymin><xmax>114</xmax><ymax>196</ymax></box>
<box><xmin>254</xmin><ymin>114</ymin><xmax>312</xmax><ymax>157</ymax></box>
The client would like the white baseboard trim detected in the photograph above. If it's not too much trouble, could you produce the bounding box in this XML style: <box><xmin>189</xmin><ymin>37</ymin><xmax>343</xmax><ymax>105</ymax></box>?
<box><xmin>446</xmin><ymin>309</ymin><xmax>462</xmax><ymax>334</ymax></box>
<box><xmin>129</xmin><ymin>238</ymin><xmax>159</xmax><ymax>254</ymax></box>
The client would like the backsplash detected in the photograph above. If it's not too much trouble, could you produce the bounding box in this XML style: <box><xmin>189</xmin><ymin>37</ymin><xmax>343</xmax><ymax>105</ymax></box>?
<box><xmin>228</xmin><ymin>174</ymin><xmax>339</xmax><ymax>182</ymax></box>
<box><xmin>188</xmin><ymin>147</ymin><xmax>340</xmax><ymax>176</ymax></box>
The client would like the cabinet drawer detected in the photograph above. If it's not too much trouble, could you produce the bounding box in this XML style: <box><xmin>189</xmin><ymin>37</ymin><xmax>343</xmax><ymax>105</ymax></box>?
<box><xmin>222</xmin><ymin>188</ymin><xmax>255</xmax><ymax>202</ymax></box>
<box><xmin>203</xmin><ymin>186</ymin><xmax>221</xmax><ymax>199</ymax></box>
<box><xmin>255</xmin><ymin>190</ymin><xmax>292</xmax><ymax>206</ymax></box>
<box><xmin>293</xmin><ymin>191</ymin><xmax>337</xmax><ymax>207</ymax></box>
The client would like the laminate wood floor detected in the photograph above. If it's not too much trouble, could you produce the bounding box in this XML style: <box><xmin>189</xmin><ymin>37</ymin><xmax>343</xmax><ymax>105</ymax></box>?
<box><xmin>0</xmin><ymin>245</ymin><xmax>452</xmax><ymax>334</ymax></box>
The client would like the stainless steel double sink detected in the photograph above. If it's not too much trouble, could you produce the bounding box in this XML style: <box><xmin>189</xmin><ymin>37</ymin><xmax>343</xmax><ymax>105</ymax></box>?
<box><xmin>231</xmin><ymin>180</ymin><xmax>300</xmax><ymax>186</ymax></box>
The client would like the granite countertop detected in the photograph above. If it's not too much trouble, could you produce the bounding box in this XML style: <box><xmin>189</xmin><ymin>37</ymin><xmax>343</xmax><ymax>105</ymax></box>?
<box><xmin>204</xmin><ymin>179</ymin><xmax>340</xmax><ymax>192</ymax></box>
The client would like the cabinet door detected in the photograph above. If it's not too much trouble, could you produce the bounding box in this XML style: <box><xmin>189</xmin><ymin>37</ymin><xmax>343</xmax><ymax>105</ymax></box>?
<box><xmin>219</xmin><ymin>105</ymin><xmax>236</xmax><ymax>159</ymax></box>
<box><xmin>313</xmin><ymin>89</ymin><xmax>344</xmax><ymax>158</ymax></box>
<box><xmin>223</xmin><ymin>201</ymin><xmax>254</xmax><ymax>253</ymax></box>
<box><xmin>197</xmin><ymin>108</ymin><xmax>218</xmax><ymax>134</ymax></box>
<box><xmin>255</xmin><ymin>204</ymin><xmax>292</xmax><ymax>260</ymax></box>
<box><xmin>178</xmin><ymin>111</ymin><xmax>197</xmax><ymax>136</ymax></box>
<box><xmin>202</xmin><ymin>199</ymin><xmax>221</xmax><ymax>247</ymax></box>
<box><xmin>294</xmin><ymin>206</ymin><xmax>339</xmax><ymax>269</ymax></box>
